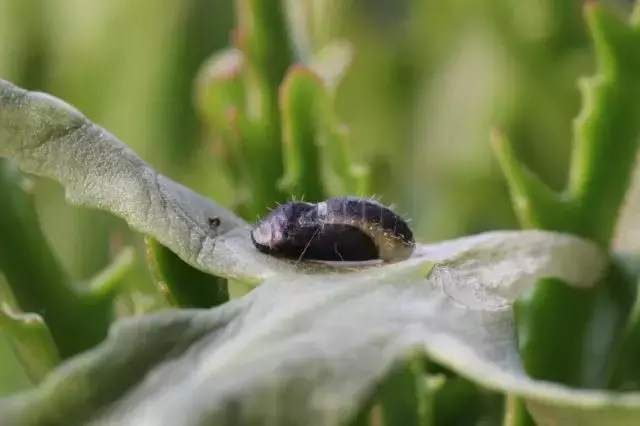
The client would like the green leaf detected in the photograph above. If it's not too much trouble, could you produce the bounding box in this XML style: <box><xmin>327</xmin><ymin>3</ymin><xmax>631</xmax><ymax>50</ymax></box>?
<box><xmin>84</xmin><ymin>247</ymin><xmax>136</xmax><ymax>301</ymax></box>
<box><xmin>235</xmin><ymin>0</ymin><xmax>293</xmax><ymax>101</ymax></box>
<box><xmin>193</xmin><ymin>47</ymin><xmax>274</xmax><ymax>219</ymax></box>
<box><xmin>279</xmin><ymin>43</ymin><xmax>367</xmax><ymax>198</ymax></box>
<box><xmin>0</xmin><ymin>305</ymin><xmax>60</xmax><ymax>385</ymax></box>
<box><xmin>490</xmin><ymin>128</ymin><xmax>573</xmax><ymax>231</ymax></box>
<box><xmin>0</xmin><ymin>158</ymin><xmax>116</xmax><ymax>358</ymax></box>
<box><xmin>193</xmin><ymin>48</ymin><xmax>249</xmax><ymax>190</ymax></box>
<box><xmin>146</xmin><ymin>237</ymin><xmax>229</xmax><ymax>309</ymax></box>
<box><xmin>231</xmin><ymin>0</ymin><xmax>294</xmax><ymax>216</ymax></box>
<box><xmin>567</xmin><ymin>3</ymin><xmax>640</xmax><ymax>248</ymax></box>
<box><xmin>375</xmin><ymin>352</ymin><xmax>428</xmax><ymax>426</ymax></box>
<box><xmin>194</xmin><ymin>47</ymin><xmax>245</xmax><ymax>133</ymax></box>
<box><xmin>493</xmin><ymin>5</ymin><xmax>640</xmax><ymax>248</ymax></box>
<box><xmin>307</xmin><ymin>41</ymin><xmax>369</xmax><ymax>197</ymax></box>
<box><xmin>279</xmin><ymin>66</ymin><xmax>326</xmax><ymax>201</ymax></box>
<box><xmin>609</xmin><ymin>254</ymin><xmax>640</xmax><ymax>390</ymax></box>
<box><xmin>433</xmin><ymin>376</ymin><xmax>494</xmax><ymax>426</ymax></box>
<box><xmin>515</xmin><ymin>257</ymin><xmax>637</xmax><ymax>389</ymax></box>
<box><xmin>491</xmin><ymin>5</ymin><xmax>640</xmax><ymax>418</ymax></box>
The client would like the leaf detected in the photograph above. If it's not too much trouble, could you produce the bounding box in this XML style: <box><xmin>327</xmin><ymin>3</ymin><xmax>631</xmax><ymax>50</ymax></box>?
<box><xmin>1</xmin><ymin>78</ymin><xmax>638</xmax><ymax>426</ymax></box>
<box><xmin>193</xmin><ymin>48</ymin><xmax>248</xmax><ymax>187</ymax></box>
<box><xmin>490</xmin><ymin>128</ymin><xmax>572</xmax><ymax>231</ymax></box>
<box><xmin>0</xmin><ymin>158</ymin><xmax>116</xmax><ymax>358</ymax></box>
<box><xmin>374</xmin><ymin>352</ymin><xmax>428</xmax><ymax>426</ymax></box>
<box><xmin>279</xmin><ymin>48</ymin><xmax>366</xmax><ymax>198</ymax></box>
<box><xmin>279</xmin><ymin>66</ymin><xmax>325</xmax><ymax>201</ymax></box>
<box><xmin>146</xmin><ymin>237</ymin><xmax>229</xmax><ymax>308</ymax></box>
<box><xmin>0</xmin><ymin>305</ymin><xmax>60</xmax><ymax>385</ymax></box>
<box><xmin>567</xmin><ymin>3</ymin><xmax>640</xmax><ymax>246</ymax></box>
<box><xmin>84</xmin><ymin>246</ymin><xmax>136</xmax><ymax>301</ymax></box>
<box><xmin>0</xmin><ymin>78</ymin><xmax>274</xmax><ymax>285</ymax></box>
<box><xmin>0</xmin><ymin>229</ymin><xmax>617</xmax><ymax>426</ymax></box>
<box><xmin>491</xmin><ymin>5</ymin><xmax>640</xmax><ymax>412</ymax></box>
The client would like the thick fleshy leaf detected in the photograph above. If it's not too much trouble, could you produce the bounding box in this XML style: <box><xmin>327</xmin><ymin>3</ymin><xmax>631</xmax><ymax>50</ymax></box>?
<box><xmin>279</xmin><ymin>66</ymin><xmax>325</xmax><ymax>201</ymax></box>
<box><xmin>0</xmin><ymin>306</ymin><xmax>60</xmax><ymax>385</ymax></box>
<box><xmin>0</xmin><ymin>229</ymin><xmax>619</xmax><ymax>426</ymax></box>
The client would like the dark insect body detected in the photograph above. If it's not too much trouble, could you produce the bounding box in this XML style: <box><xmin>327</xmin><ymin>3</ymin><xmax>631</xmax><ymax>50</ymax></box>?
<box><xmin>250</xmin><ymin>196</ymin><xmax>415</xmax><ymax>263</ymax></box>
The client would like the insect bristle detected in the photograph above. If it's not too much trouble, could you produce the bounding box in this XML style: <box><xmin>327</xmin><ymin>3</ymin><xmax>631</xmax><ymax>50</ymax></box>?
<box><xmin>367</xmin><ymin>194</ymin><xmax>383</xmax><ymax>203</ymax></box>
<box><xmin>290</xmin><ymin>193</ymin><xmax>307</xmax><ymax>202</ymax></box>
<box><xmin>267</xmin><ymin>202</ymin><xmax>279</xmax><ymax>212</ymax></box>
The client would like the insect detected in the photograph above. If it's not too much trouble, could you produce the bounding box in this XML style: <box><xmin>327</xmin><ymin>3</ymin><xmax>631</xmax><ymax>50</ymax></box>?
<box><xmin>207</xmin><ymin>216</ymin><xmax>221</xmax><ymax>228</ymax></box>
<box><xmin>250</xmin><ymin>196</ymin><xmax>415</xmax><ymax>263</ymax></box>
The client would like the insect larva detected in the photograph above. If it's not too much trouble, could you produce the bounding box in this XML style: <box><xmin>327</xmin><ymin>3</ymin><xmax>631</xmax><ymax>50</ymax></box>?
<box><xmin>250</xmin><ymin>196</ymin><xmax>415</xmax><ymax>263</ymax></box>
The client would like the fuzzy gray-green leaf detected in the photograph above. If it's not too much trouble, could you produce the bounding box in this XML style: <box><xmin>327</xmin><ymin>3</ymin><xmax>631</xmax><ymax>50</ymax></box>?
<box><xmin>0</xmin><ymin>78</ymin><xmax>275</xmax><ymax>284</ymax></box>
<box><xmin>0</xmin><ymin>231</ymin><xmax>614</xmax><ymax>426</ymax></box>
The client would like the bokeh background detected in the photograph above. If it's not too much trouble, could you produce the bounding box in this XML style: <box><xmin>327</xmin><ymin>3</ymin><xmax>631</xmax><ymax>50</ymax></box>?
<box><xmin>1</xmin><ymin>0</ymin><xmax>638</xmax><ymax>395</ymax></box>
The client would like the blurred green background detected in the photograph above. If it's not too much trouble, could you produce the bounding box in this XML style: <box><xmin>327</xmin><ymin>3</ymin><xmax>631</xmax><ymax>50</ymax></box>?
<box><xmin>0</xmin><ymin>0</ymin><xmax>637</xmax><ymax>395</ymax></box>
